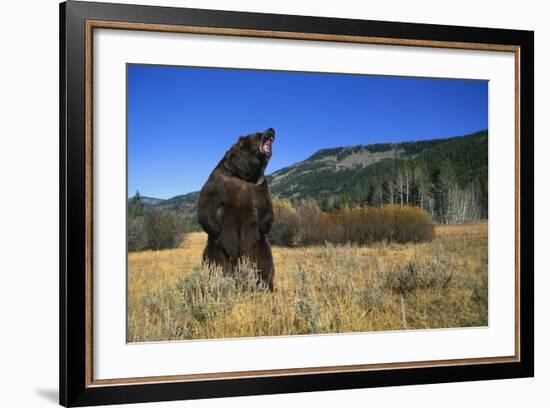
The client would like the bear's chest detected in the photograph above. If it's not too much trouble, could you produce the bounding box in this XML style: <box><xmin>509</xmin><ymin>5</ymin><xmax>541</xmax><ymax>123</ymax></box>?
<box><xmin>223</xmin><ymin>177</ymin><xmax>263</xmax><ymax>211</ymax></box>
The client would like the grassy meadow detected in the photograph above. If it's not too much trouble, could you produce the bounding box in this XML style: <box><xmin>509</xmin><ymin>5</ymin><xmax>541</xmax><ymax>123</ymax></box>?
<box><xmin>127</xmin><ymin>223</ymin><xmax>488</xmax><ymax>342</ymax></box>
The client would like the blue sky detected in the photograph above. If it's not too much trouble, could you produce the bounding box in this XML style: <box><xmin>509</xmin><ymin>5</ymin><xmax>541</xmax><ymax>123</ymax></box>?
<box><xmin>128</xmin><ymin>64</ymin><xmax>488</xmax><ymax>199</ymax></box>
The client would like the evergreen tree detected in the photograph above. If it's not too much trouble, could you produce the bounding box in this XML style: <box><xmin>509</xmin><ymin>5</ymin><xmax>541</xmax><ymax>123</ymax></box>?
<box><xmin>128</xmin><ymin>190</ymin><xmax>145</xmax><ymax>218</ymax></box>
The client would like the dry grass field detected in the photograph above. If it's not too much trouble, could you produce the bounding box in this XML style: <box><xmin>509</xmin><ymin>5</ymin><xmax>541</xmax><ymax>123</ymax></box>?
<box><xmin>127</xmin><ymin>223</ymin><xmax>488</xmax><ymax>342</ymax></box>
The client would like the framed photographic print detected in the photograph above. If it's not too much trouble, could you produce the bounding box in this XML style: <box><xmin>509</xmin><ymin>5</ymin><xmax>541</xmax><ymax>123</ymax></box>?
<box><xmin>59</xmin><ymin>0</ymin><xmax>534</xmax><ymax>406</ymax></box>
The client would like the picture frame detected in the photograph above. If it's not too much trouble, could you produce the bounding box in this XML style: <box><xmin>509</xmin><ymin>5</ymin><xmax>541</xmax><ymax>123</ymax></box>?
<box><xmin>59</xmin><ymin>0</ymin><xmax>534</xmax><ymax>406</ymax></box>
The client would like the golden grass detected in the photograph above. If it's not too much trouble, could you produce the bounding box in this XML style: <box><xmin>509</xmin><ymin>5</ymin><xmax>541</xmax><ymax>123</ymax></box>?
<box><xmin>127</xmin><ymin>224</ymin><xmax>488</xmax><ymax>342</ymax></box>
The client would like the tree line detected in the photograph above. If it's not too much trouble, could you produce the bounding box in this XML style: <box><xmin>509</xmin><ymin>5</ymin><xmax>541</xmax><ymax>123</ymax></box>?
<box><xmin>269</xmin><ymin>198</ymin><xmax>434</xmax><ymax>247</ymax></box>
<box><xmin>128</xmin><ymin>191</ymin><xmax>188</xmax><ymax>252</ymax></box>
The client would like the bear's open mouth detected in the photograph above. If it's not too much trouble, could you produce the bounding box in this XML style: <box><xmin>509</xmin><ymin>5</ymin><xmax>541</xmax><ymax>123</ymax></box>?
<box><xmin>260</xmin><ymin>133</ymin><xmax>274</xmax><ymax>156</ymax></box>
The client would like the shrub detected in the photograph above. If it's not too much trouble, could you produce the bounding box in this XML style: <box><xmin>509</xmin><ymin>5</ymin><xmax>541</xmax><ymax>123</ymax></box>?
<box><xmin>292</xmin><ymin>297</ymin><xmax>320</xmax><ymax>334</ymax></box>
<box><xmin>230</xmin><ymin>258</ymin><xmax>269</xmax><ymax>291</ymax></box>
<box><xmin>296</xmin><ymin>199</ymin><xmax>323</xmax><ymax>245</ymax></box>
<box><xmin>128</xmin><ymin>216</ymin><xmax>147</xmax><ymax>252</ymax></box>
<box><xmin>381</xmin><ymin>205</ymin><xmax>435</xmax><ymax>243</ymax></box>
<box><xmin>291</xmin><ymin>204</ymin><xmax>435</xmax><ymax>246</ymax></box>
<box><xmin>174</xmin><ymin>264</ymin><xmax>237</xmax><ymax>322</ymax></box>
<box><xmin>269</xmin><ymin>199</ymin><xmax>299</xmax><ymax>246</ymax></box>
<box><xmin>171</xmin><ymin>259</ymin><xmax>265</xmax><ymax>324</ymax></box>
<box><xmin>362</xmin><ymin>285</ymin><xmax>384</xmax><ymax>310</ymax></box>
<box><xmin>381</xmin><ymin>259</ymin><xmax>453</xmax><ymax>294</ymax></box>
<box><xmin>145</xmin><ymin>209</ymin><xmax>185</xmax><ymax>250</ymax></box>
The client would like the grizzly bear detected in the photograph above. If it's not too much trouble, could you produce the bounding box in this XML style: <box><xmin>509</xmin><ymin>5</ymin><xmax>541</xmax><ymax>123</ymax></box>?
<box><xmin>197</xmin><ymin>128</ymin><xmax>276</xmax><ymax>290</ymax></box>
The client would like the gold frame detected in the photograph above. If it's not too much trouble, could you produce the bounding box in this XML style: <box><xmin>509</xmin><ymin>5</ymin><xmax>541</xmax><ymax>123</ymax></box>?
<box><xmin>84</xmin><ymin>20</ymin><xmax>521</xmax><ymax>388</ymax></box>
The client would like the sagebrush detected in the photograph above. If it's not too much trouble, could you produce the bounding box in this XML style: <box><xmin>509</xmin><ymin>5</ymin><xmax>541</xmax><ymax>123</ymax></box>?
<box><xmin>128</xmin><ymin>224</ymin><xmax>487</xmax><ymax>342</ymax></box>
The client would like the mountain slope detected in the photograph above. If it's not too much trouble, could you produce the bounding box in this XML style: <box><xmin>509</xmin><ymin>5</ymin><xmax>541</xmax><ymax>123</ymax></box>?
<box><xmin>268</xmin><ymin>130</ymin><xmax>487</xmax><ymax>206</ymax></box>
<box><xmin>139</xmin><ymin>196</ymin><xmax>165</xmax><ymax>208</ymax></box>
<box><xmin>152</xmin><ymin>191</ymin><xmax>199</xmax><ymax>218</ymax></box>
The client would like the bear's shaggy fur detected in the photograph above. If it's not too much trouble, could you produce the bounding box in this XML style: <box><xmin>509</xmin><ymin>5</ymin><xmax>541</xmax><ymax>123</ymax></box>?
<box><xmin>197</xmin><ymin>128</ymin><xmax>276</xmax><ymax>290</ymax></box>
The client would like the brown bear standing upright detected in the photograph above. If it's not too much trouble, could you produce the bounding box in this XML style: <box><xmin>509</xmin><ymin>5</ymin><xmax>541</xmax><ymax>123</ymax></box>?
<box><xmin>197</xmin><ymin>128</ymin><xmax>276</xmax><ymax>290</ymax></box>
